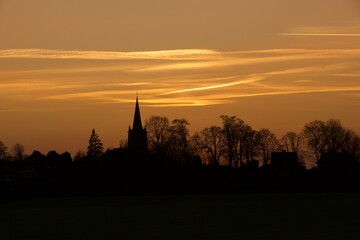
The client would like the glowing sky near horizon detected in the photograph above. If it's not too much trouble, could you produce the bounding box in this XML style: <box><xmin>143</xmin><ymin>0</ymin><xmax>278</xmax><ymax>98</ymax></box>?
<box><xmin>0</xmin><ymin>0</ymin><xmax>359</xmax><ymax>155</ymax></box>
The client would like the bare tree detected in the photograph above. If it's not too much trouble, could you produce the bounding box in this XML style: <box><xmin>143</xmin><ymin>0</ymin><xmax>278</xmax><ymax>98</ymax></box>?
<box><xmin>12</xmin><ymin>143</ymin><xmax>25</xmax><ymax>161</ymax></box>
<box><xmin>188</xmin><ymin>133</ymin><xmax>202</xmax><ymax>161</ymax></box>
<box><xmin>323</xmin><ymin>119</ymin><xmax>347</xmax><ymax>154</ymax></box>
<box><xmin>256</xmin><ymin>129</ymin><xmax>280</xmax><ymax>165</ymax></box>
<box><xmin>168</xmin><ymin>118</ymin><xmax>191</xmax><ymax>164</ymax></box>
<box><xmin>281</xmin><ymin>132</ymin><xmax>302</xmax><ymax>152</ymax></box>
<box><xmin>303</xmin><ymin>120</ymin><xmax>327</xmax><ymax>161</ymax></box>
<box><xmin>145</xmin><ymin>116</ymin><xmax>170</xmax><ymax>157</ymax></box>
<box><xmin>242</xmin><ymin>124</ymin><xmax>258</xmax><ymax>165</ymax></box>
<box><xmin>220</xmin><ymin>115</ymin><xmax>238</xmax><ymax>168</ymax></box>
<box><xmin>303</xmin><ymin>119</ymin><xmax>354</xmax><ymax>162</ymax></box>
<box><xmin>0</xmin><ymin>141</ymin><xmax>8</xmax><ymax>161</ymax></box>
<box><xmin>281</xmin><ymin>131</ymin><xmax>307</xmax><ymax>166</ymax></box>
<box><xmin>198</xmin><ymin>126</ymin><xmax>223</xmax><ymax>166</ymax></box>
<box><xmin>343</xmin><ymin>130</ymin><xmax>360</xmax><ymax>158</ymax></box>
<box><xmin>233</xmin><ymin>120</ymin><xmax>253</xmax><ymax>168</ymax></box>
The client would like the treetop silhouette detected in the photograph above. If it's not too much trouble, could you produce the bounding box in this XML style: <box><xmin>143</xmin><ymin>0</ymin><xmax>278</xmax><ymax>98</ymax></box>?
<box><xmin>87</xmin><ymin>129</ymin><xmax>104</xmax><ymax>159</ymax></box>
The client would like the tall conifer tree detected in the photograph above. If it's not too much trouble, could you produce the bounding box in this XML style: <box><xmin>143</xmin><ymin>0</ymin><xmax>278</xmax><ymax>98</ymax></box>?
<box><xmin>87</xmin><ymin>129</ymin><xmax>104</xmax><ymax>159</ymax></box>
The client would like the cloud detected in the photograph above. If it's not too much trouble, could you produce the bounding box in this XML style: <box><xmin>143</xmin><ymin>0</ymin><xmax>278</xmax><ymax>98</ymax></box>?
<box><xmin>279</xmin><ymin>33</ymin><xmax>360</xmax><ymax>37</ymax></box>
<box><xmin>129</xmin><ymin>86</ymin><xmax>360</xmax><ymax>107</ymax></box>
<box><xmin>133</xmin><ymin>98</ymin><xmax>230</xmax><ymax>107</ymax></box>
<box><xmin>134</xmin><ymin>49</ymin><xmax>360</xmax><ymax>72</ymax></box>
<box><xmin>1</xmin><ymin>47</ymin><xmax>360</xmax><ymax>110</ymax></box>
<box><xmin>160</xmin><ymin>77</ymin><xmax>263</xmax><ymax>95</ymax></box>
<box><xmin>2</xmin><ymin>48</ymin><xmax>360</xmax><ymax>74</ymax></box>
<box><xmin>43</xmin><ymin>88</ymin><xmax>171</xmax><ymax>101</ymax></box>
<box><xmin>332</xmin><ymin>73</ymin><xmax>360</xmax><ymax>77</ymax></box>
<box><xmin>279</xmin><ymin>23</ymin><xmax>360</xmax><ymax>37</ymax></box>
<box><xmin>231</xmin><ymin>87</ymin><xmax>360</xmax><ymax>98</ymax></box>
<box><xmin>0</xmin><ymin>48</ymin><xmax>220</xmax><ymax>61</ymax></box>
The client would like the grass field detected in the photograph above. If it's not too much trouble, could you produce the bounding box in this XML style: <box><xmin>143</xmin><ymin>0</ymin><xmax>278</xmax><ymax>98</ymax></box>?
<box><xmin>1</xmin><ymin>193</ymin><xmax>360</xmax><ymax>240</ymax></box>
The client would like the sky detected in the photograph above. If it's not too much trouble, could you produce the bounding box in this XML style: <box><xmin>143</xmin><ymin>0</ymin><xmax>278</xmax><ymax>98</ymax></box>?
<box><xmin>0</xmin><ymin>0</ymin><xmax>360</xmax><ymax>155</ymax></box>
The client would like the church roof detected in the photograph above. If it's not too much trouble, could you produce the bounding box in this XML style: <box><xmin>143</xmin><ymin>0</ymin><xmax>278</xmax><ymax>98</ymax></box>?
<box><xmin>132</xmin><ymin>96</ymin><xmax>143</xmax><ymax>130</ymax></box>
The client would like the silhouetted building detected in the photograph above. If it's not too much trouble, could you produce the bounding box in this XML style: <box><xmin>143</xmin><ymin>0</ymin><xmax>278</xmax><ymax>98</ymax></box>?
<box><xmin>271</xmin><ymin>152</ymin><xmax>299</xmax><ymax>176</ymax></box>
<box><xmin>318</xmin><ymin>152</ymin><xmax>359</xmax><ymax>176</ymax></box>
<box><xmin>128</xmin><ymin>96</ymin><xmax>148</xmax><ymax>155</ymax></box>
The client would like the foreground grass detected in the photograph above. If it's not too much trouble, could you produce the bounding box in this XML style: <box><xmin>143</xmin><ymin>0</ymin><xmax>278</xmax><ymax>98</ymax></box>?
<box><xmin>1</xmin><ymin>193</ymin><xmax>360</xmax><ymax>240</ymax></box>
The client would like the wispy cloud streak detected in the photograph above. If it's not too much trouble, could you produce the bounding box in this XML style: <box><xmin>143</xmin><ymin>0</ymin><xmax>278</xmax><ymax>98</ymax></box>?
<box><xmin>279</xmin><ymin>24</ymin><xmax>360</xmax><ymax>38</ymax></box>
<box><xmin>134</xmin><ymin>49</ymin><xmax>360</xmax><ymax>72</ymax></box>
<box><xmin>0</xmin><ymin>49</ymin><xmax>220</xmax><ymax>60</ymax></box>
<box><xmin>280</xmin><ymin>33</ymin><xmax>360</xmax><ymax>37</ymax></box>
<box><xmin>160</xmin><ymin>77</ymin><xmax>263</xmax><ymax>95</ymax></box>
<box><xmin>1</xmin><ymin>47</ymin><xmax>360</xmax><ymax>109</ymax></box>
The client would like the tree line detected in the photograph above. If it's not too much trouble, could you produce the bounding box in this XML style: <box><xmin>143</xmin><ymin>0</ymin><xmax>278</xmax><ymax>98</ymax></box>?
<box><xmin>1</xmin><ymin>116</ymin><xmax>360</xmax><ymax>198</ymax></box>
<box><xmin>0</xmin><ymin>116</ymin><xmax>359</xmax><ymax>169</ymax></box>
<box><xmin>144</xmin><ymin>116</ymin><xmax>359</xmax><ymax>169</ymax></box>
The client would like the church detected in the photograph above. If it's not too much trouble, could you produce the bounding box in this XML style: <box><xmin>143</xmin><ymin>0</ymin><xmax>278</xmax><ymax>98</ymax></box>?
<box><xmin>127</xmin><ymin>96</ymin><xmax>148</xmax><ymax>155</ymax></box>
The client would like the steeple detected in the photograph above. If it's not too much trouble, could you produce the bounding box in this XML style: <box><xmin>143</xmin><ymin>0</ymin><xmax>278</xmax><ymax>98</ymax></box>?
<box><xmin>128</xmin><ymin>95</ymin><xmax>148</xmax><ymax>155</ymax></box>
<box><xmin>132</xmin><ymin>95</ymin><xmax>143</xmax><ymax>130</ymax></box>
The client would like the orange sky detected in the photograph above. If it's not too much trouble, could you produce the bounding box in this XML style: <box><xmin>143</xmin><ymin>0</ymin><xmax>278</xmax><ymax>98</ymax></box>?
<box><xmin>0</xmin><ymin>0</ymin><xmax>359</xmax><ymax>155</ymax></box>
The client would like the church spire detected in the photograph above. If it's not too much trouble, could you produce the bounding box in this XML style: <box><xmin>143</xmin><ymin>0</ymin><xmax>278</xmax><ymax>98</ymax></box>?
<box><xmin>132</xmin><ymin>95</ymin><xmax>143</xmax><ymax>130</ymax></box>
<box><xmin>128</xmin><ymin>95</ymin><xmax>148</xmax><ymax>155</ymax></box>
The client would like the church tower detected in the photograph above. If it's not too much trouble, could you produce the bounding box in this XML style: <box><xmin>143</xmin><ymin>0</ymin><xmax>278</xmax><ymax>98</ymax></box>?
<box><xmin>128</xmin><ymin>96</ymin><xmax>148</xmax><ymax>154</ymax></box>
